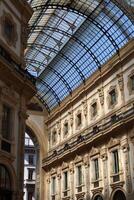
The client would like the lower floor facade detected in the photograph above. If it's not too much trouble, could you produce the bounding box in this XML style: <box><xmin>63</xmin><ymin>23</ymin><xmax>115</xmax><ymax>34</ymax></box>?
<box><xmin>43</xmin><ymin>120</ymin><xmax>134</xmax><ymax>200</ymax></box>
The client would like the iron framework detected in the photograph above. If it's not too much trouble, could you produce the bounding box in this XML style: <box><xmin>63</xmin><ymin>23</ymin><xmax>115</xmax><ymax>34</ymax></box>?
<box><xmin>25</xmin><ymin>0</ymin><xmax>134</xmax><ymax>112</ymax></box>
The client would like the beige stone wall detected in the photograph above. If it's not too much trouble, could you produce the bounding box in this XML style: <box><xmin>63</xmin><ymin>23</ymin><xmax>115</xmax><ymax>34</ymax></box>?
<box><xmin>43</xmin><ymin>42</ymin><xmax>134</xmax><ymax>200</ymax></box>
<box><xmin>47</xmin><ymin>60</ymin><xmax>134</xmax><ymax>153</ymax></box>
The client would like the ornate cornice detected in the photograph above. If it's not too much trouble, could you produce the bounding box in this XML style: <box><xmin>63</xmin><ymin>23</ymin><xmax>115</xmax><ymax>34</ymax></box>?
<box><xmin>45</xmin><ymin>40</ymin><xmax>134</xmax><ymax>123</ymax></box>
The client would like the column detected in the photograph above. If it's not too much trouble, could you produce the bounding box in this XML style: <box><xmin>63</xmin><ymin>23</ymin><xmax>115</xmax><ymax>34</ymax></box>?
<box><xmin>69</xmin><ymin>162</ymin><xmax>74</xmax><ymax>200</ymax></box>
<box><xmin>83</xmin><ymin>154</ymin><xmax>90</xmax><ymax>199</ymax></box>
<box><xmin>17</xmin><ymin>107</ymin><xmax>28</xmax><ymax>200</ymax></box>
<box><xmin>101</xmin><ymin>151</ymin><xmax>109</xmax><ymax>199</ymax></box>
<box><xmin>122</xmin><ymin>143</ymin><xmax>132</xmax><ymax>193</ymax></box>
<box><xmin>57</xmin><ymin>172</ymin><xmax>61</xmax><ymax>200</ymax></box>
<box><xmin>47</xmin><ymin>176</ymin><xmax>50</xmax><ymax>200</ymax></box>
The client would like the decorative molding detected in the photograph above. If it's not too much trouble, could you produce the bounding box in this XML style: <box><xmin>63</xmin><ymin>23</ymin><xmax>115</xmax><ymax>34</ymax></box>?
<box><xmin>69</xmin><ymin>161</ymin><xmax>74</xmax><ymax>174</ymax></box>
<box><xmin>75</xmin><ymin>191</ymin><xmax>85</xmax><ymax>199</ymax></box>
<box><xmin>91</xmin><ymin>187</ymin><xmax>103</xmax><ymax>195</ymax></box>
<box><xmin>110</xmin><ymin>181</ymin><xmax>124</xmax><ymax>189</ymax></box>
<box><xmin>74</xmin><ymin>155</ymin><xmax>83</xmax><ymax>164</ymax></box>
<box><xmin>100</xmin><ymin>148</ymin><xmax>107</xmax><ymax>161</ymax></box>
<box><xmin>56</xmin><ymin>120</ymin><xmax>61</xmax><ymax>135</ymax></box>
<box><xmin>82</xmin><ymin>98</ymin><xmax>87</xmax><ymax>117</ymax></box>
<box><xmin>108</xmin><ymin>138</ymin><xmax>120</xmax><ymax>149</ymax></box>
<box><xmin>50</xmin><ymin>167</ymin><xmax>57</xmax><ymax>175</ymax></box>
<box><xmin>121</xmin><ymin>138</ymin><xmax>129</xmax><ymax>153</ymax></box>
<box><xmin>68</xmin><ymin>109</ymin><xmax>73</xmax><ymax>127</ymax></box>
<box><xmin>90</xmin><ymin>147</ymin><xmax>99</xmax><ymax>157</ymax></box>
<box><xmin>19</xmin><ymin>110</ymin><xmax>28</xmax><ymax>120</ymax></box>
<box><xmin>62</xmin><ymin>162</ymin><xmax>69</xmax><ymax>170</ymax></box>
<box><xmin>98</xmin><ymin>87</ymin><xmax>104</xmax><ymax>105</ymax></box>
<box><xmin>117</xmin><ymin>73</ymin><xmax>124</xmax><ymax>91</ymax></box>
<box><xmin>83</xmin><ymin>154</ymin><xmax>89</xmax><ymax>167</ymax></box>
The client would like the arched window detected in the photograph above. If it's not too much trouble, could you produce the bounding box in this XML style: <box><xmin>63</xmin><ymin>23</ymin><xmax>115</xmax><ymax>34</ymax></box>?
<box><xmin>94</xmin><ymin>195</ymin><xmax>103</xmax><ymax>200</ymax></box>
<box><xmin>0</xmin><ymin>164</ymin><xmax>12</xmax><ymax>200</ymax></box>
<box><xmin>113</xmin><ymin>190</ymin><xmax>126</xmax><ymax>200</ymax></box>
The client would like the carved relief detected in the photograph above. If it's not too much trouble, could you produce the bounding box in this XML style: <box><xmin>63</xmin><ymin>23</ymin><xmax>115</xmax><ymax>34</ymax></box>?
<box><xmin>82</xmin><ymin>98</ymin><xmax>87</xmax><ymax>117</ymax></box>
<box><xmin>68</xmin><ymin>108</ymin><xmax>73</xmax><ymax>126</ymax></box>
<box><xmin>56</xmin><ymin>120</ymin><xmax>61</xmax><ymax>135</ymax></box>
<box><xmin>98</xmin><ymin>87</ymin><xmax>104</xmax><ymax>105</ymax></box>
<box><xmin>62</xmin><ymin>162</ymin><xmax>69</xmax><ymax>170</ymax></box>
<box><xmin>50</xmin><ymin>168</ymin><xmax>57</xmax><ymax>175</ymax></box>
<box><xmin>100</xmin><ymin>148</ymin><xmax>107</xmax><ymax>161</ymax></box>
<box><xmin>108</xmin><ymin>137</ymin><xmax>120</xmax><ymax>149</ymax></box>
<box><xmin>83</xmin><ymin>154</ymin><xmax>89</xmax><ymax>167</ymax></box>
<box><xmin>1</xmin><ymin>11</ymin><xmax>18</xmax><ymax>47</ymax></box>
<box><xmin>69</xmin><ymin>161</ymin><xmax>74</xmax><ymax>174</ymax></box>
<box><xmin>74</xmin><ymin>155</ymin><xmax>83</xmax><ymax>164</ymax></box>
<box><xmin>57</xmin><ymin>170</ymin><xmax>61</xmax><ymax>180</ymax></box>
<box><xmin>90</xmin><ymin>147</ymin><xmax>99</xmax><ymax>157</ymax></box>
<box><xmin>75</xmin><ymin>192</ymin><xmax>85</xmax><ymax>199</ymax></box>
<box><xmin>117</xmin><ymin>73</ymin><xmax>124</xmax><ymax>91</ymax></box>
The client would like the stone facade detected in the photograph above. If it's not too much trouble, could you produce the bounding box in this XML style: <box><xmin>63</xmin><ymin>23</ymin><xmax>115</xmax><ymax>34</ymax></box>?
<box><xmin>42</xmin><ymin>40</ymin><xmax>134</xmax><ymax>200</ymax></box>
<box><xmin>0</xmin><ymin>1</ymin><xmax>35</xmax><ymax>199</ymax></box>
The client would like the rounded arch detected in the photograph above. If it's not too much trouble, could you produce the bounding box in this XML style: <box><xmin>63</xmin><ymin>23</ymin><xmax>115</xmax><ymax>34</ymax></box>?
<box><xmin>26</xmin><ymin>117</ymin><xmax>47</xmax><ymax>156</ymax></box>
<box><xmin>110</xmin><ymin>188</ymin><xmax>127</xmax><ymax>200</ymax></box>
<box><xmin>0</xmin><ymin>161</ymin><xmax>17</xmax><ymax>192</ymax></box>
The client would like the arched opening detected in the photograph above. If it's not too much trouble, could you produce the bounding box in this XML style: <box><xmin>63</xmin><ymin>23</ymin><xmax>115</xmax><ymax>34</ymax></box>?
<box><xmin>24</xmin><ymin>124</ymin><xmax>43</xmax><ymax>200</ymax></box>
<box><xmin>0</xmin><ymin>164</ymin><xmax>12</xmax><ymax>200</ymax></box>
<box><xmin>24</xmin><ymin>132</ymin><xmax>37</xmax><ymax>200</ymax></box>
<box><xmin>113</xmin><ymin>190</ymin><xmax>126</xmax><ymax>200</ymax></box>
<box><xmin>94</xmin><ymin>195</ymin><xmax>103</xmax><ymax>200</ymax></box>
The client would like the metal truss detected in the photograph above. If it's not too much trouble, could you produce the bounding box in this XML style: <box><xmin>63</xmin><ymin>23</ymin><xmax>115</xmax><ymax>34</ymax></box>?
<box><xmin>26</xmin><ymin>44</ymin><xmax>86</xmax><ymax>83</ymax></box>
<box><xmin>26</xmin><ymin>0</ymin><xmax>134</xmax><ymax>112</ymax></box>
<box><xmin>37</xmin><ymin>78</ymin><xmax>61</xmax><ymax>106</ymax></box>
<box><xmin>26</xmin><ymin>58</ymin><xmax>72</xmax><ymax>94</ymax></box>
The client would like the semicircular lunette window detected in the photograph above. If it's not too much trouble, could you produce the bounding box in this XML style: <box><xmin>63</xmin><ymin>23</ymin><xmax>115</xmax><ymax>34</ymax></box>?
<box><xmin>25</xmin><ymin>0</ymin><xmax>134</xmax><ymax>112</ymax></box>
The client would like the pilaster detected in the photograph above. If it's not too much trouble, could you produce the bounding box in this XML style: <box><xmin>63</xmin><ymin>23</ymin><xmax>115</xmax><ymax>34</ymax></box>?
<box><xmin>121</xmin><ymin>139</ymin><xmax>132</xmax><ymax>194</ymax></box>
<box><xmin>69</xmin><ymin>162</ymin><xmax>74</xmax><ymax>199</ymax></box>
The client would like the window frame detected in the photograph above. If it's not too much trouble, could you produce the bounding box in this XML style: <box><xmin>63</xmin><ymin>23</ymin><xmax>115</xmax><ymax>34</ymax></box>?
<box><xmin>1</xmin><ymin>104</ymin><xmax>12</xmax><ymax>140</ymax></box>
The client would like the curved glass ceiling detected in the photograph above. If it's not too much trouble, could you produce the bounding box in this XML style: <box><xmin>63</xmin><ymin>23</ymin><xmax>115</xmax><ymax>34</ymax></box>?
<box><xmin>25</xmin><ymin>0</ymin><xmax>134</xmax><ymax>113</ymax></box>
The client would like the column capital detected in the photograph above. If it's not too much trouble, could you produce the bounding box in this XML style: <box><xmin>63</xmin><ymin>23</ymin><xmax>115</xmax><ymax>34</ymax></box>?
<box><xmin>18</xmin><ymin>110</ymin><xmax>28</xmax><ymax>120</ymax></box>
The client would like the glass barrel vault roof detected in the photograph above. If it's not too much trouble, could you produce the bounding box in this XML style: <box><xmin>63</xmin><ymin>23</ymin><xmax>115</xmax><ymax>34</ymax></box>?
<box><xmin>25</xmin><ymin>0</ymin><xmax>134</xmax><ymax>113</ymax></box>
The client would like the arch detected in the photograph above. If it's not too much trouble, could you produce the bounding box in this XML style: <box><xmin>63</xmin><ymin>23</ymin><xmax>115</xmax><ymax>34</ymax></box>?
<box><xmin>0</xmin><ymin>161</ymin><xmax>16</xmax><ymax>192</ymax></box>
<box><xmin>26</xmin><ymin>116</ymin><xmax>47</xmax><ymax>200</ymax></box>
<box><xmin>110</xmin><ymin>189</ymin><xmax>127</xmax><ymax>200</ymax></box>
<box><xmin>92</xmin><ymin>193</ymin><xmax>104</xmax><ymax>200</ymax></box>
<box><xmin>0</xmin><ymin>163</ymin><xmax>17</xmax><ymax>200</ymax></box>
<box><xmin>26</xmin><ymin>117</ymin><xmax>46</xmax><ymax>156</ymax></box>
